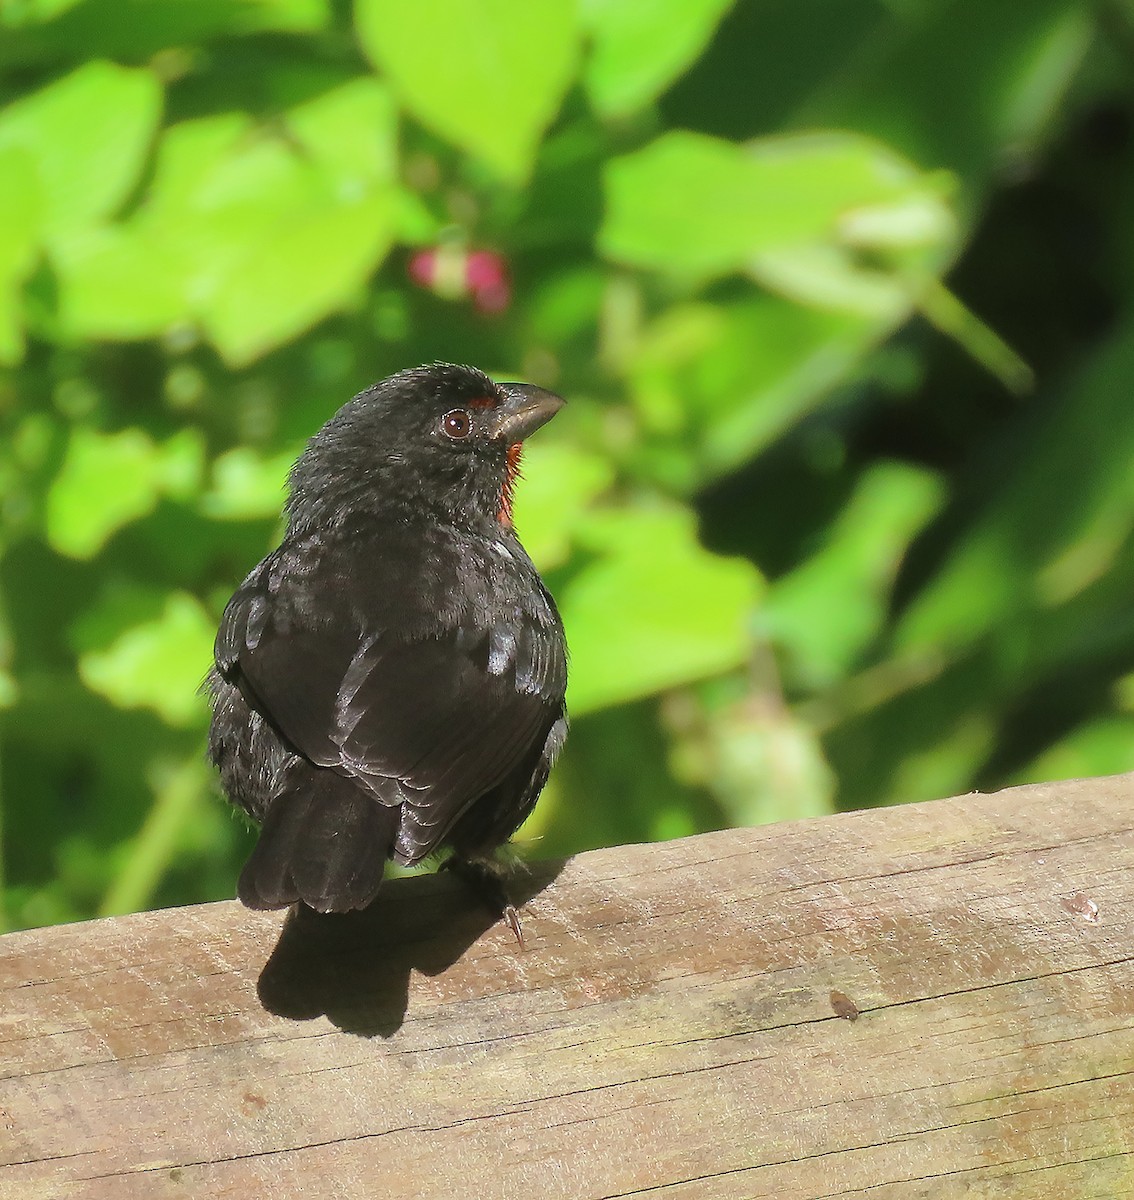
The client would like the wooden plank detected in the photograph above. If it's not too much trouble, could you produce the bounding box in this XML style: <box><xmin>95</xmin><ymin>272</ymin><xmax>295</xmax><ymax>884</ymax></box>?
<box><xmin>2</xmin><ymin>774</ymin><xmax>1134</xmax><ymax>1199</ymax></box>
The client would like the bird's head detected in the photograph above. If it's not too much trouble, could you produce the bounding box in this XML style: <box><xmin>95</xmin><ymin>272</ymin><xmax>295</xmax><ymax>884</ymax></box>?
<box><xmin>285</xmin><ymin>363</ymin><xmax>564</xmax><ymax>532</ymax></box>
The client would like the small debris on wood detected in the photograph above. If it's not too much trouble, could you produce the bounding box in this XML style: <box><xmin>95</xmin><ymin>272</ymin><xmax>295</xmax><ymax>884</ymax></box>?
<box><xmin>1061</xmin><ymin>892</ymin><xmax>1100</xmax><ymax>923</ymax></box>
<box><xmin>829</xmin><ymin>989</ymin><xmax>860</xmax><ymax>1021</ymax></box>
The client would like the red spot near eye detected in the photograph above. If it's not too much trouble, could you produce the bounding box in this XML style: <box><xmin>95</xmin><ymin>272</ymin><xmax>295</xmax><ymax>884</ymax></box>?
<box><xmin>499</xmin><ymin>442</ymin><xmax>523</xmax><ymax>529</ymax></box>
<box><xmin>468</xmin><ymin>396</ymin><xmax>498</xmax><ymax>410</ymax></box>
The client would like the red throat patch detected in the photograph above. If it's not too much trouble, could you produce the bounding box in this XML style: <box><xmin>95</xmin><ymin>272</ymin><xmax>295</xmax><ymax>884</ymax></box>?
<box><xmin>499</xmin><ymin>442</ymin><xmax>523</xmax><ymax>529</ymax></box>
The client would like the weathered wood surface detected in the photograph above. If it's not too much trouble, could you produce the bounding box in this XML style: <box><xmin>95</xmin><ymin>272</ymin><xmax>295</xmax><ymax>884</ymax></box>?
<box><xmin>3</xmin><ymin>775</ymin><xmax>1134</xmax><ymax>1199</ymax></box>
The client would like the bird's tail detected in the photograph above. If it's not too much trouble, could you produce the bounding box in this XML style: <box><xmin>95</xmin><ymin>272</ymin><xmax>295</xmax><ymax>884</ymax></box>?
<box><xmin>238</xmin><ymin>763</ymin><xmax>398</xmax><ymax>913</ymax></box>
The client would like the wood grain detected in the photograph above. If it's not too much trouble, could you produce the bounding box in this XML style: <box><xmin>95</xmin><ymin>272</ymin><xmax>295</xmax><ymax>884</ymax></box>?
<box><xmin>2</xmin><ymin>775</ymin><xmax>1134</xmax><ymax>1198</ymax></box>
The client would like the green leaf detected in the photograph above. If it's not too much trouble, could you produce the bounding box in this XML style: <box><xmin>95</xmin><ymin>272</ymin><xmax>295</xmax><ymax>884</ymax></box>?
<box><xmin>581</xmin><ymin>0</ymin><xmax>735</xmax><ymax>118</ymax></box>
<box><xmin>511</xmin><ymin>441</ymin><xmax>613</xmax><ymax>570</ymax></box>
<box><xmin>46</xmin><ymin>428</ymin><xmax>204</xmax><ymax>559</ymax></box>
<box><xmin>190</xmin><ymin>85</ymin><xmax>396</xmax><ymax>362</ymax></box>
<box><xmin>356</xmin><ymin>0</ymin><xmax>579</xmax><ymax>182</ymax></box>
<box><xmin>54</xmin><ymin>114</ymin><xmax>251</xmax><ymax>339</ymax></box>
<box><xmin>202</xmin><ymin>195</ymin><xmax>396</xmax><ymax>365</ymax></box>
<box><xmin>750</xmin><ymin>244</ymin><xmax>912</xmax><ymax>320</ymax></box>
<box><xmin>601</xmin><ymin>130</ymin><xmax>957</xmax><ymax>316</ymax></box>
<box><xmin>200</xmin><ymin>447</ymin><xmax>294</xmax><ymax>520</ymax></box>
<box><xmin>47</xmin><ymin>429</ymin><xmax>162</xmax><ymax>559</ymax></box>
<box><xmin>56</xmin><ymin>85</ymin><xmax>399</xmax><ymax>360</ymax></box>
<box><xmin>627</xmin><ymin>296</ymin><xmax>888</xmax><ymax>482</ymax></box>
<box><xmin>287</xmin><ymin>75</ymin><xmax>398</xmax><ymax>187</ymax></box>
<box><xmin>76</xmin><ymin>591</ymin><xmax>215</xmax><ymax>727</ymax></box>
<box><xmin>762</xmin><ymin>463</ymin><xmax>944</xmax><ymax>688</ymax></box>
<box><xmin>52</xmin><ymin>224</ymin><xmax>191</xmax><ymax>340</ymax></box>
<box><xmin>561</xmin><ymin>507</ymin><xmax>763</xmax><ymax>715</ymax></box>
<box><xmin>0</xmin><ymin>61</ymin><xmax>161</xmax><ymax>238</ymax></box>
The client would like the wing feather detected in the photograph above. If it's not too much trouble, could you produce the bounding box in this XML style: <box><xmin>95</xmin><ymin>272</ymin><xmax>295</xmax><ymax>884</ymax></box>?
<box><xmin>214</xmin><ymin>531</ymin><xmax>566</xmax><ymax>863</ymax></box>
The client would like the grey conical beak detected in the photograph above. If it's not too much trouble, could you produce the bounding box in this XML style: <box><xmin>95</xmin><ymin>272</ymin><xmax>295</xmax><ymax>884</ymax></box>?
<box><xmin>489</xmin><ymin>383</ymin><xmax>565</xmax><ymax>445</ymax></box>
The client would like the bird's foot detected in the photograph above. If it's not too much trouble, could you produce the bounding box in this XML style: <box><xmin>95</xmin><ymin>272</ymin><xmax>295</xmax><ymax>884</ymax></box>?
<box><xmin>442</xmin><ymin>856</ymin><xmax>525</xmax><ymax>949</ymax></box>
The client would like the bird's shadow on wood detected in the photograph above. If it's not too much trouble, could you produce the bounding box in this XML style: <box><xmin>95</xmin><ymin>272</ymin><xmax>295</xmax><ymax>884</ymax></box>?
<box><xmin>256</xmin><ymin>859</ymin><xmax>563</xmax><ymax>1039</ymax></box>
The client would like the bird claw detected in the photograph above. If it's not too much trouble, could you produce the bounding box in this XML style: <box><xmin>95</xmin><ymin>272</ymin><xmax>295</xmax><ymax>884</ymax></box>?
<box><xmin>443</xmin><ymin>857</ymin><xmax>526</xmax><ymax>950</ymax></box>
<box><xmin>504</xmin><ymin>903</ymin><xmax>525</xmax><ymax>950</ymax></box>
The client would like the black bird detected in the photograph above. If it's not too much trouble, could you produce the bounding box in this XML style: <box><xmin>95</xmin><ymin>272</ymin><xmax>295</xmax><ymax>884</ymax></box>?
<box><xmin>206</xmin><ymin>364</ymin><xmax>568</xmax><ymax>935</ymax></box>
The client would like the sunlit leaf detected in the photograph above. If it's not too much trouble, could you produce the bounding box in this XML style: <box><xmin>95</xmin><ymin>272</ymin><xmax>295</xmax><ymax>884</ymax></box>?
<box><xmin>581</xmin><ymin>0</ymin><xmax>734</xmax><ymax>118</ymax></box>
<box><xmin>764</xmin><ymin>463</ymin><xmax>944</xmax><ymax>687</ymax></box>
<box><xmin>601</xmin><ymin>130</ymin><xmax>957</xmax><ymax>315</ymax></box>
<box><xmin>512</xmin><ymin>441</ymin><xmax>613</xmax><ymax>570</ymax></box>
<box><xmin>750</xmin><ymin>244</ymin><xmax>911</xmax><ymax>320</ymax></box>
<box><xmin>52</xmin><ymin>224</ymin><xmax>190</xmax><ymax>339</ymax></box>
<box><xmin>562</xmin><ymin>507</ymin><xmax>763</xmax><ymax>714</ymax></box>
<box><xmin>55</xmin><ymin>86</ymin><xmax>399</xmax><ymax>360</ymax></box>
<box><xmin>200</xmin><ymin>447</ymin><xmax>294</xmax><ymax>520</ymax></box>
<box><xmin>627</xmin><ymin>296</ymin><xmax>885</xmax><ymax>482</ymax></box>
<box><xmin>0</xmin><ymin>61</ymin><xmax>161</xmax><ymax>237</ymax></box>
<box><xmin>76</xmin><ymin>591</ymin><xmax>215</xmax><ymax>726</ymax></box>
<box><xmin>287</xmin><ymin>76</ymin><xmax>398</xmax><ymax>187</ymax></box>
<box><xmin>202</xmin><ymin>195</ymin><xmax>396</xmax><ymax>365</ymax></box>
<box><xmin>47</xmin><ymin>429</ymin><xmax>162</xmax><ymax>559</ymax></box>
<box><xmin>46</xmin><ymin>428</ymin><xmax>205</xmax><ymax>559</ymax></box>
<box><xmin>356</xmin><ymin>0</ymin><xmax>578</xmax><ymax>181</ymax></box>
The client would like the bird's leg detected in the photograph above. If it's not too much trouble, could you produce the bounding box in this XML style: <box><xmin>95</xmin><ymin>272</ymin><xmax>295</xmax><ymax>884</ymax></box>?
<box><xmin>442</xmin><ymin>855</ymin><xmax>525</xmax><ymax>949</ymax></box>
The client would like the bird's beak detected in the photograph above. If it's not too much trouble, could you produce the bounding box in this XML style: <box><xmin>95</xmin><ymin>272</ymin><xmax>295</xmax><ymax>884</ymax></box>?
<box><xmin>489</xmin><ymin>383</ymin><xmax>565</xmax><ymax>445</ymax></box>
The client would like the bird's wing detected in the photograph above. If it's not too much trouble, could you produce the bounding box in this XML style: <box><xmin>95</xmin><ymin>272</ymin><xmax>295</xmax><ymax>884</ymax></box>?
<box><xmin>215</xmin><ymin>532</ymin><xmax>566</xmax><ymax>862</ymax></box>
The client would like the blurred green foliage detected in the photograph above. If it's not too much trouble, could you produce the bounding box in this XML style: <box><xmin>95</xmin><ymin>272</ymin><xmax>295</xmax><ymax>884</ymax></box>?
<box><xmin>2</xmin><ymin>0</ymin><xmax>1134</xmax><ymax>931</ymax></box>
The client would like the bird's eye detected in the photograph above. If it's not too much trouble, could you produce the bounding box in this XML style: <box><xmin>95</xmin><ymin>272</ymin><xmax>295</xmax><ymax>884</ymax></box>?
<box><xmin>440</xmin><ymin>409</ymin><xmax>473</xmax><ymax>440</ymax></box>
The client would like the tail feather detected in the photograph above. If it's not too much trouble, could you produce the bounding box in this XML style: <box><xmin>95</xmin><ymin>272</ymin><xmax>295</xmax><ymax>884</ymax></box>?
<box><xmin>238</xmin><ymin>765</ymin><xmax>398</xmax><ymax>913</ymax></box>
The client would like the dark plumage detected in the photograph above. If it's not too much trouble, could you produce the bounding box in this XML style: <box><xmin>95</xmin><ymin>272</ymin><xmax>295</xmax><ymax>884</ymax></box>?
<box><xmin>206</xmin><ymin>363</ymin><xmax>568</xmax><ymax>922</ymax></box>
